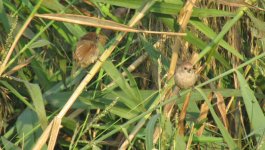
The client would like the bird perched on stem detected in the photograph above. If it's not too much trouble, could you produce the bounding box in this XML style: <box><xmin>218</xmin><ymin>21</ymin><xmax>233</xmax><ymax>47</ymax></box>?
<box><xmin>174</xmin><ymin>62</ymin><xmax>197</xmax><ymax>89</ymax></box>
<box><xmin>74</xmin><ymin>32</ymin><xmax>107</xmax><ymax>68</ymax></box>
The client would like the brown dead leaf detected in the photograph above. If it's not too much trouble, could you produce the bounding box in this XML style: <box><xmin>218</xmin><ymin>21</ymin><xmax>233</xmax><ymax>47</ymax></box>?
<box><xmin>215</xmin><ymin>92</ymin><xmax>229</xmax><ymax>129</ymax></box>
<box><xmin>197</xmin><ymin>92</ymin><xmax>213</xmax><ymax>136</ymax></box>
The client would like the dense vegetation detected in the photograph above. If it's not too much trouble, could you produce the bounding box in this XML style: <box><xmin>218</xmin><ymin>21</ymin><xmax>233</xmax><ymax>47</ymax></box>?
<box><xmin>0</xmin><ymin>0</ymin><xmax>265</xmax><ymax>149</ymax></box>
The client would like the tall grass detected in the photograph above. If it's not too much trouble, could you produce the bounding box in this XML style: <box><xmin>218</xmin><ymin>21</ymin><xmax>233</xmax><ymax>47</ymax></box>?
<box><xmin>0</xmin><ymin>0</ymin><xmax>265</xmax><ymax>149</ymax></box>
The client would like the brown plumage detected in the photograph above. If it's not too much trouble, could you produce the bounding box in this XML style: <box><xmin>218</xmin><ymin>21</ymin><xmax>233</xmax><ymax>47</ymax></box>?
<box><xmin>74</xmin><ymin>32</ymin><xmax>107</xmax><ymax>68</ymax></box>
<box><xmin>174</xmin><ymin>62</ymin><xmax>197</xmax><ymax>89</ymax></box>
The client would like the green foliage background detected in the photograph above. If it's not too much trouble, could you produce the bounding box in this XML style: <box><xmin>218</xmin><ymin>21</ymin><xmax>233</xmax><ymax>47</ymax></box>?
<box><xmin>0</xmin><ymin>0</ymin><xmax>265</xmax><ymax>149</ymax></box>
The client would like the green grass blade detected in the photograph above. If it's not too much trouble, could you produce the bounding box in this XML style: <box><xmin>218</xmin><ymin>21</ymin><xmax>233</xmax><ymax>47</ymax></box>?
<box><xmin>236</xmin><ymin>70</ymin><xmax>265</xmax><ymax>141</ymax></box>
<box><xmin>1</xmin><ymin>137</ymin><xmax>20</xmax><ymax>150</ymax></box>
<box><xmin>145</xmin><ymin>114</ymin><xmax>159</xmax><ymax>150</ymax></box>
<box><xmin>196</xmin><ymin>7</ymin><xmax>246</xmax><ymax>63</ymax></box>
<box><xmin>0</xmin><ymin>0</ymin><xmax>10</xmax><ymax>31</ymax></box>
<box><xmin>15</xmin><ymin>109</ymin><xmax>38</xmax><ymax>149</ymax></box>
<box><xmin>190</xmin><ymin>20</ymin><xmax>244</xmax><ymax>60</ymax></box>
<box><xmin>28</xmin><ymin>39</ymin><xmax>51</xmax><ymax>49</ymax></box>
<box><xmin>24</xmin><ymin>82</ymin><xmax>48</xmax><ymax>129</ymax></box>
<box><xmin>0</xmin><ymin>80</ymin><xmax>34</xmax><ymax>110</ymax></box>
<box><xmin>93</xmin><ymin>0</ymin><xmax>235</xmax><ymax>17</ymax></box>
<box><xmin>102</xmin><ymin>60</ymin><xmax>144</xmax><ymax>111</ymax></box>
<box><xmin>41</xmin><ymin>0</ymin><xmax>64</xmax><ymax>11</ymax></box>
<box><xmin>123</xmin><ymin>67</ymin><xmax>144</xmax><ymax>105</ymax></box>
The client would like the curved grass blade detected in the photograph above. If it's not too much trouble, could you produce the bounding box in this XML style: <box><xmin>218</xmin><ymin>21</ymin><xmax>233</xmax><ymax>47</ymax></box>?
<box><xmin>146</xmin><ymin>114</ymin><xmax>159</xmax><ymax>150</ymax></box>
<box><xmin>24</xmin><ymin>82</ymin><xmax>48</xmax><ymax>129</ymax></box>
<box><xmin>236</xmin><ymin>70</ymin><xmax>265</xmax><ymax>142</ymax></box>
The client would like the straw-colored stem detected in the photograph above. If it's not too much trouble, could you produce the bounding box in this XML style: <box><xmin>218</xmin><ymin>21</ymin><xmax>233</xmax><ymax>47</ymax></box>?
<box><xmin>168</xmin><ymin>0</ymin><xmax>197</xmax><ymax>78</ymax></box>
<box><xmin>178</xmin><ymin>92</ymin><xmax>191</xmax><ymax>135</ymax></box>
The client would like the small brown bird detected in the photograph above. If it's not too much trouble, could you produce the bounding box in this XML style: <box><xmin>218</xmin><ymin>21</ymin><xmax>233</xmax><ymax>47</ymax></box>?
<box><xmin>174</xmin><ymin>62</ymin><xmax>197</xmax><ymax>89</ymax></box>
<box><xmin>74</xmin><ymin>32</ymin><xmax>107</xmax><ymax>68</ymax></box>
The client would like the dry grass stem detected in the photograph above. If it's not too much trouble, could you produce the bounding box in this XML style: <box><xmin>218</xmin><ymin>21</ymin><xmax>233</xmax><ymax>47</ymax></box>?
<box><xmin>150</xmin><ymin>0</ymin><xmax>198</xmax><ymax>145</ymax></box>
<box><xmin>178</xmin><ymin>91</ymin><xmax>192</xmax><ymax>135</ymax></box>
<box><xmin>197</xmin><ymin>92</ymin><xmax>213</xmax><ymax>136</ymax></box>
<box><xmin>35</xmin><ymin>14</ymin><xmax>186</xmax><ymax>36</ymax></box>
<box><xmin>47</xmin><ymin>117</ymin><xmax>62</xmax><ymax>150</ymax></box>
<box><xmin>119</xmin><ymin>119</ymin><xmax>146</xmax><ymax>150</ymax></box>
<box><xmin>4</xmin><ymin>57</ymin><xmax>33</xmax><ymax>76</ymax></box>
<box><xmin>162</xmin><ymin>0</ymin><xmax>197</xmax><ymax>139</ymax></box>
<box><xmin>186</xmin><ymin>123</ymin><xmax>195</xmax><ymax>150</ymax></box>
<box><xmin>168</xmin><ymin>0</ymin><xmax>197</xmax><ymax>78</ymax></box>
<box><xmin>33</xmin><ymin>121</ymin><xmax>53</xmax><ymax>150</ymax></box>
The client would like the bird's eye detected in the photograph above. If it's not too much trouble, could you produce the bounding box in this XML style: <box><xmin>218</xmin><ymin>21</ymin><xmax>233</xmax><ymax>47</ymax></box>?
<box><xmin>184</xmin><ymin>67</ymin><xmax>187</xmax><ymax>70</ymax></box>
